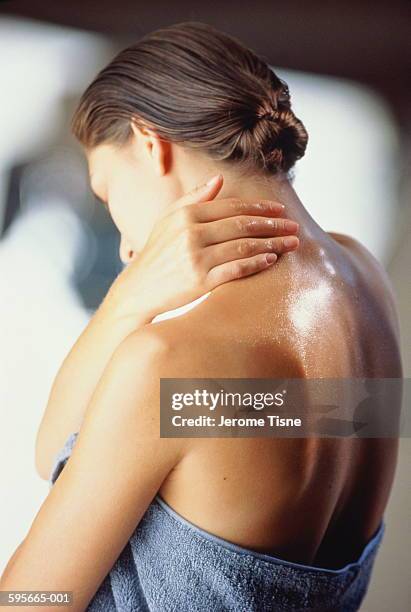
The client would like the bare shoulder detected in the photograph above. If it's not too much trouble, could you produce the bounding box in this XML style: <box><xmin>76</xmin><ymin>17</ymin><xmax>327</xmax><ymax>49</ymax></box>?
<box><xmin>328</xmin><ymin>231</ymin><xmax>378</xmax><ymax>260</ymax></box>
<box><xmin>327</xmin><ymin>231</ymin><xmax>400</xmax><ymax>328</ymax></box>
<box><xmin>123</xmin><ymin>319</ymin><xmax>209</xmax><ymax>377</ymax></box>
<box><xmin>138</xmin><ymin>306</ymin><xmax>305</xmax><ymax>379</ymax></box>
<box><xmin>328</xmin><ymin>231</ymin><xmax>390</xmax><ymax>277</ymax></box>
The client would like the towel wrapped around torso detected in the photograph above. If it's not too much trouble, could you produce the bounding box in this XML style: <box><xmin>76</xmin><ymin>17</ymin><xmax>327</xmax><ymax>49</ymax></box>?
<box><xmin>49</xmin><ymin>432</ymin><xmax>385</xmax><ymax>612</ymax></box>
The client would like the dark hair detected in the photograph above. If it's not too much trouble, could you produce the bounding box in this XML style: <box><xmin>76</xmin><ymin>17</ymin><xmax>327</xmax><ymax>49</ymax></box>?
<box><xmin>72</xmin><ymin>22</ymin><xmax>308</xmax><ymax>176</ymax></box>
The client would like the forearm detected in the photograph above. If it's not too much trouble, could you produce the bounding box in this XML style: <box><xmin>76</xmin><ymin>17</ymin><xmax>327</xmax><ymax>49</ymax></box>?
<box><xmin>35</xmin><ymin>277</ymin><xmax>153</xmax><ymax>480</ymax></box>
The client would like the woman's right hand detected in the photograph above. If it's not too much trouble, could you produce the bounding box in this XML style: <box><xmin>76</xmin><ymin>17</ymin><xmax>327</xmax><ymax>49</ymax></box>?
<box><xmin>107</xmin><ymin>174</ymin><xmax>299</xmax><ymax>323</ymax></box>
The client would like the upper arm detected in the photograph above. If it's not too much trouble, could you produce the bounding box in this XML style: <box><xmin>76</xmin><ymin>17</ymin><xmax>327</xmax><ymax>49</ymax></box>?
<box><xmin>0</xmin><ymin>328</ymin><xmax>185</xmax><ymax>610</ymax></box>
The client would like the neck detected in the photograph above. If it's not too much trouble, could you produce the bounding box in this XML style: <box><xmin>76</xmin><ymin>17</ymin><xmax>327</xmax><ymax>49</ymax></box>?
<box><xmin>176</xmin><ymin>158</ymin><xmax>322</xmax><ymax>237</ymax></box>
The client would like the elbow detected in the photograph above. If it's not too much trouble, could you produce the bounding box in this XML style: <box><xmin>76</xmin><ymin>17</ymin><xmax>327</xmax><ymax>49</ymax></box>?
<box><xmin>34</xmin><ymin>433</ymin><xmax>51</xmax><ymax>482</ymax></box>
<box><xmin>35</xmin><ymin>456</ymin><xmax>51</xmax><ymax>482</ymax></box>
<box><xmin>35</xmin><ymin>454</ymin><xmax>50</xmax><ymax>482</ymax></box>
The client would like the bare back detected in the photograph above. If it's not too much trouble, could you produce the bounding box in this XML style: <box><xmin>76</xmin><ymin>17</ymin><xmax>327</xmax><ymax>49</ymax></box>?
<box><xmin>155</xmin><ymin>227</ymin><xmax>402</xmax><ymax>568</ymax></box>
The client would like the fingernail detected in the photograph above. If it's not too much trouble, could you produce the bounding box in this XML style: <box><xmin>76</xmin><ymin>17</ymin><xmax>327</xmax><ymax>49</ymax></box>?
<box><xmin>283</xmin><ymin>236</ymin><xmax>299</xmax><ymax>248</ymax></box>
<box><xmin>266</xmin><ymin>253</ymin><xmax>277</xmax><ymax>264</ymax></box>
<box><xmin>285</xmin><ymin>221</ymin><xmax>299</xmax><ymax>232</ymax></box>
<box><xmin>206</xmin><ymin>174</ymin><xmax>222</xmax><ymax>187</ymax></box>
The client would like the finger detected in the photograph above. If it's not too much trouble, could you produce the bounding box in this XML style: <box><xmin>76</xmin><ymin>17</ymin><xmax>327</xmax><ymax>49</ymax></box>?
<box><xmin>193</xmin><ymin>198</ymin><xmax>286</xmax><ymax>223</ymax></box>
<box><xmin>167</xmin><ymin>174</ymin><xmax>224</xmax><ymax>213</ymax></box>
<box><xmin>198</xmin><ymin>216</ymin><xmax>299</xmax><ymax>246</ymax></box>
<box><xmin>206</xmin><ymin>252</ymin><xmax>279</xmax><ymax>288</ymax></box>
<box><xmin>203</xmin><ymin>236</ymin><xmax>299</xmax><ymax>269</ymax></box>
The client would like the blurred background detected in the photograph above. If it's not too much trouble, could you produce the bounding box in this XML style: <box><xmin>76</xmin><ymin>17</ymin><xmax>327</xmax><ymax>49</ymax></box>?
<box><xmin>0</xmin><ymin>2</ymin><xmax>409</xmax><ymax>609</ymax></box>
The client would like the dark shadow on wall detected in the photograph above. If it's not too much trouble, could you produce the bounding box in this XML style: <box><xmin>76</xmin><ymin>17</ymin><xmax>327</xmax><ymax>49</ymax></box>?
<box><xmin>1</xmin><ymin>150</ymin><xmax>122</xmax><ymax>311</ymax></box>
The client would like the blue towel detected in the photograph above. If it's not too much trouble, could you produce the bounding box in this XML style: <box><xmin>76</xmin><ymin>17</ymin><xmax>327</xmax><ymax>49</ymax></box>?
<box><xmin>49</xmin><ymin>432</ymin><xmax>385</xmax><ymax>611</ymax></box>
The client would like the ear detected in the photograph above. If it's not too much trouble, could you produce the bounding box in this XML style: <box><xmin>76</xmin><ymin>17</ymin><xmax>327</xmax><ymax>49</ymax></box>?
<box><xmin>130</xmin><ymin>121</ymin><xmax>171</xmax><ymax>177</ymax></box>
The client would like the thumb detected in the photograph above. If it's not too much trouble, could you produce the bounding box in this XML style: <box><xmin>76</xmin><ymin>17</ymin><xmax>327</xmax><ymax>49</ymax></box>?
<box><xmin>170</xmin><ymin>174</ymin><xmax>224</xmax><ymax>211</ymax></box>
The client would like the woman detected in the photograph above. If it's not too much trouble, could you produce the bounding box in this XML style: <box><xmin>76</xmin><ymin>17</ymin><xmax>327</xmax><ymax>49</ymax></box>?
<box><xmin>1</xmin><ymin>22</ymin><xmax>402</xmax><ymax>612</ymax></box>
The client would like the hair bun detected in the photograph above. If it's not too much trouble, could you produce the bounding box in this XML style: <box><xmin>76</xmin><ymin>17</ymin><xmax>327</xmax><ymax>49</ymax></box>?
<box><xmin>255</xmin><ymin>107</ymin><xmax>281</xmax><ymax>121</ymax></box>
<box><xmin>248</xmin><ymin>85</ymin><xmax>308</xmax><ymax>174</ymax></box>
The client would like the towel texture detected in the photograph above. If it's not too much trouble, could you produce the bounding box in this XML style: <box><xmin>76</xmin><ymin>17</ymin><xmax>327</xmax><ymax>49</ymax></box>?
<box><xmin>49</xmin><ymin>432</ymin><xmax>385</xmax><ymax>611</ymax></box>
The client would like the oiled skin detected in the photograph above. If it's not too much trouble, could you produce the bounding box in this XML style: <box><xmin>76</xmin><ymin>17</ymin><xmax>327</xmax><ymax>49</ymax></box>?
<box><xmin>154</xmin><ymin>182</ymin><xmax>402</xmax><ymax>569</ymax></box>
